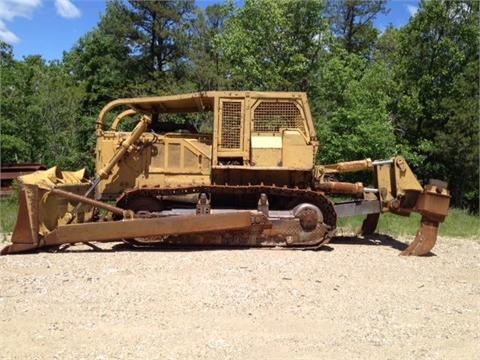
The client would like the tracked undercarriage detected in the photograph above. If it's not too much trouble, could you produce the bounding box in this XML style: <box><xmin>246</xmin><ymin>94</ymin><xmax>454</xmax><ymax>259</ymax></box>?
<box><xmin>115</xmin><ymin>184</ymin><xmax>337</xmax><ymax>248</ymax></box>
<box><xmin>1</xmin><ymin>91</ymin><xmax>451</xmax><ymax>256</ymax></box>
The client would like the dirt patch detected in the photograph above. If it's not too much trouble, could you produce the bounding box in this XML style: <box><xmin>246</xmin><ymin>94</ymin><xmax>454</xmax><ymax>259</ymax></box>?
<box><xmin>1</xmin><ymin>234</ymin><xmax>479</xmax><ymax>359</ymax></box>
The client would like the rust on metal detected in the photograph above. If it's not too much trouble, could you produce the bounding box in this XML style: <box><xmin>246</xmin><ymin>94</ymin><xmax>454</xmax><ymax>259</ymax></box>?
<box><xmin>44</xmin><ymin>212</ymin><xmax>254</xmax><ymax>245</ymax></box>
<box><xmin>49</xmin><ymin>187</ymin><xmax>132</xmax><ymax>219</ymax></box>
<box><xmin>316</xmin><ymin>181</ymin><xmax>364</xmax><ymax>196</ymax></box>
<box><xmin>323</xmin><ymin>159</ymin><xmax>373</xmax><ymax>173</ymax></box>
<box><xmin>399</xmin><ymin>182</ymin><xmax>451</xmax><ymax>256</ymax></box>
<box><xmin>415</xmin><ymin>184</ymin><xmax>450</xmax><ymax>221</ymax></box>
<box><xmin>9</xmin><ymin>189</ymin><xmax>37</xmax><ymax>245</ymax></box>
<box><xmin>360</xmin><ymin>213</ymin><xmax>380</xmax><ymax>236</ymax></box>
<box><xmin>400</xmin><ymin>217</ymin><xmax>439</xmax><ymax>256</ymax></box>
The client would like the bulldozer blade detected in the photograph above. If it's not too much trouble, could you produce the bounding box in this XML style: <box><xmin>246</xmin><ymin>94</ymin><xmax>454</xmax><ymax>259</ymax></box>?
<box><xmin>10</xmin><ymin>189</ymin><xmax>37</xmax><ymax>244</ymax></box>
<box><xmin>2</xmin><ymin>212</ymin><xmax>256</xmax><ymax>255</ymax></box>
<box><xmin>400</xmin><ymin>218</ymin><xmax>438</xmax><ymax>256</ymax></box>
<box><xmin>1</xmin><ymin>189</ymin><xmax>40</xmax><ymax>255</ymax></box>
<box><xmin>1</xmin><ymin>242</ymin><xmax>39</xmax><ymax>255</ymax></box>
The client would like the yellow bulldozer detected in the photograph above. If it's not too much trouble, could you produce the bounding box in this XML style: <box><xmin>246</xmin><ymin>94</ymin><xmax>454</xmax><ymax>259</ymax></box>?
<box><xmin>1</xmin><ymin>91</ymin><xmax>450</xmax><ymax>256</ymax></box>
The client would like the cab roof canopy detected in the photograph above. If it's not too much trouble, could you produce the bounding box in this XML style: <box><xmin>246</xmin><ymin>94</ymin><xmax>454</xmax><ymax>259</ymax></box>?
<box><xmin>97</xmin><ymin>91</ymin><xmax>308</xmax><ymax>129</ymax></box>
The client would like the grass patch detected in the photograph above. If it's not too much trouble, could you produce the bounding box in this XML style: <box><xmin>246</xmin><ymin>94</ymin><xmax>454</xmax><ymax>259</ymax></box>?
<box><xmin>339</xmin><ymin>208</ymin><xmax>480</xmax><ymax>239</ymax></box>
<box><xmin>440</xmin><ymin>208</ymin><xmax>480</xmax><ymax>238</ymax></box>
<box><xmin>0</xmin><ymin>195</ymin><xmax>19</xmax><ymax>239</ymax></box>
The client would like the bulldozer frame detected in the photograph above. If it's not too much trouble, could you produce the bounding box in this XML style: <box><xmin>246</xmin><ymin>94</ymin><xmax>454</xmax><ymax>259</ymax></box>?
<box><xmin>1</xmin><ymin>92</ymin><xmax>450</xmax><ymax>256</ymax></box>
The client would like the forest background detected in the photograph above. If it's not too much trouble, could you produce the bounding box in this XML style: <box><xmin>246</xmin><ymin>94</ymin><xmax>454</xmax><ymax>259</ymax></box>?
<box><xmin>0</xmin><ymin>0</ymin><xmax>478</xmax><ymax>212</ymax></box>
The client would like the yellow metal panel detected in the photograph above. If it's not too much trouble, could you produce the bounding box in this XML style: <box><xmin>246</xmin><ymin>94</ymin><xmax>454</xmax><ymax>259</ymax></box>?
<box><xmin>282</xmin><ymin>130</ymin><xmax>313</xmax><ymax>168</ymax></box>
<box><xmin>282</xmin><ymin>130</ymin><xmax>307</xmax><ymax>146</ymax></box>
<box><xmin>184</xmin><ymin>147</ymin><xmax>200</xmax><ymax>169</ymax></box>
<box><xmin>375</xmin><ymin>164</ymin><xmax>394</xmax><ymax>211</ymax></box>
<box><xmin>282</xmin><ymin>146</ymin><xmax>313</xmax><ymax>168</ymax></box>
<box><xmin>393</xmin><ymin>156</ymin><xmax>423</xmax><ymax>194</ymax></box>
<box><xmin>252</xmin><ymin>148</ymin><xmax>282</xmax><ymax>167</ymax></box>
<box><xmin>150</xmin><ymin>143</ymin><xmax>165</xmax><ymax>168</ymax></box>
<box><xmin>251</xmin><ymin>135</ymin><xmax>282</xmax><ymax>149</ymax></box>
<box><xmin>167</xmin><ymin>143</ymin><xmax>181</xmax><ymax>168</ymax></box>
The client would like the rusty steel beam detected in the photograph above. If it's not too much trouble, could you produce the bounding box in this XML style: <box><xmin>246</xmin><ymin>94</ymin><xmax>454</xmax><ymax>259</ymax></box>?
<box><xmin>323</xmin><ymin>159</ymin><xmax>373</xmax><ymax>173</ymax></box>
<box><xmin>50</xmin><ymin>188</ymin><xmax>131</xmax><ymax>218</ymax></box>
<box><xmin>43</xmin><ymin>212</ymin><xmax>254</xmax><ymax>245</ymax></box>
<box><xmin>1</xmin><ymin>212</ymin><xmax>256</xmax><ymax>255</ymax></box>
<box><xmin>316</xmin><ymin>181</ymin><xmax>364</xmax><ymax>196</ymax></box>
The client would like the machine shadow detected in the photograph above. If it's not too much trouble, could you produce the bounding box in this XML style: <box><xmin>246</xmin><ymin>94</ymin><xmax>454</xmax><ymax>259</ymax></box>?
<box><xmin>330</xmin><ymin>233</ymin><xmax>436</xmax><ymax>256</ymax></box>
<box><xmin>331</xmin><ymin>233</ymin><xmax>408</xmax><ymax>250</ymax></box>
<box><xmin>44</xmin><ymin>232</ymin><xmax>434</xmax><ymax>256</ymax></box>
<box><xmin>109</xmin><ymin>242</ymin><xmax>334</xmax><ymax>253</ymax></box>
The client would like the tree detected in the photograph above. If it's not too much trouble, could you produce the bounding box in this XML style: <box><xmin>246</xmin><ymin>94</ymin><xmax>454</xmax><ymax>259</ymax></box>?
<box><xmin>34</xmin><ymin>63</ymin><xmax>90</xmax><ymax>169</ymax></box>
<box><xmin>64</xmin><ymin>0</ymin><xmax>197</xmax><ymax>104</ymax></box>
<box><xmin>63</xmin><ymin>1</ymin><xmax>136</xmax><ymax>109</ymax></box>
<box><xmin>393</xmin><ymin>0</ymin><xmax>479</xmax><ymax>209</ymax></box>
<box><xmin>188</xmin><ymin>2</ymin><xmax>234</xmax><ymax>90</ymax></box>
<box><xmin>374</xmin><ymin>25</ymin><xmax>400</xmax><ymax>67</ymax></box>
<box><xmin>125</xmin><ymin>0</ymin><xmax>195</xmax><ymax>74</ymax></box>
<box><xmin>113</xmin><ymin>0</ymin><xmax>197</xmax><ymax>95</ymax></box>
<box><xmin>326</xmin><ymin>0</ymin><xmax>388</xmax><ymax>55</ymax></box>
<box><xmin>314</xmin><ymin>51</ymin><xmax>397</xmax><ymax>165</ymax></box>
<box><xmin>217</xmin><ymin>0</ymin><xmax>330</xmax><ymax>91</ymax></box>
<box><xmin>434</xmin><ymin>58</ymin><xmax>479</xmax><ymax>211</ymax></box>
<box><xmin>0</xmin><ymin>42</ymin><xmax>28</xmax><ymax>163</ymax></box>
<box><xmin>0</xmin><ymin>55</ymin><xmax>48</xmax><ymax>164</ymax></box>
<box><xmin>0</xmin><ymin>50</ymin><xmax>88</xmax><ymax>169</ymax></box>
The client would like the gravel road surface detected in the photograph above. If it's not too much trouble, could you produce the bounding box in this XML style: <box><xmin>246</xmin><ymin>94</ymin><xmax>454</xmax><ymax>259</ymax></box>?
<box><xmin>1</xmin><ymin>234</ymin><xmax>479</xmax><ymax>359</ymax></box>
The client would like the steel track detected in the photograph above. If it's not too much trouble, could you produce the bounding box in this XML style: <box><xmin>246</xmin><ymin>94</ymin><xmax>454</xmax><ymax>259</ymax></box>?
<box><xmin>116</xmin><ymin>184</ymin><xmax>338</xmax><ymax>246</ymax></box>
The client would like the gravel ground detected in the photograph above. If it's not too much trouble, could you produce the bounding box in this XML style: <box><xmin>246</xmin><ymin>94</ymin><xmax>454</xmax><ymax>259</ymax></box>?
<box><xmin>0</xmin><ymin>234</ymin><xmax>479</xmax><ymax>360</ymax></box>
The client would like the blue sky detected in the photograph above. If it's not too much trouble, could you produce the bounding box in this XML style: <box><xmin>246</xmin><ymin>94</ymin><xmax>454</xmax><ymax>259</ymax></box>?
<box><xmin>1</xmin><ymin>0</ymin><xmax>420</xmax><ymax>62</ymax></box>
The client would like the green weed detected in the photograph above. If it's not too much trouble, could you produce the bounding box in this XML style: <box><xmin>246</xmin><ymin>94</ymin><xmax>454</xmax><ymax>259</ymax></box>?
<box><xmin>338</xmin><ymin>208</ymin><xmax>479</xmax><ymax>239</ymax></box>
<box><xmin>0</xmin><ymin>195</ymin><xmax>19</xmax><ymax>239</ymax></box>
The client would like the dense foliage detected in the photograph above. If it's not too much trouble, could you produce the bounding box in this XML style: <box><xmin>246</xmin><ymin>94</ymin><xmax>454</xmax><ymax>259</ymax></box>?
<box><xmin>0</xmin><ymin>0</ymin><xmax>478</xmax><ymax>211</ymax></box>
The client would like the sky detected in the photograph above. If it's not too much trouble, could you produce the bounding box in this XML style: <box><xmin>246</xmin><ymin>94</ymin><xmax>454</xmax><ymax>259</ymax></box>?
<box><xmin>1</xmin><ymin>0</ymin><xmax>420</xmax><ymax>62</ymax></box>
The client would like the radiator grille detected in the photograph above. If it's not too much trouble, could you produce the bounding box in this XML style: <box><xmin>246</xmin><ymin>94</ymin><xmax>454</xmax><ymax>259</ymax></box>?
<box><xmin>253</xmin><ymin>102</ymin><xmax>304</xmax><ymax>135</ymax></box>
<box><xmin>221</xmin><ymin>101</ymin><xmax>242</xmax><ymax>149</ymax></box>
